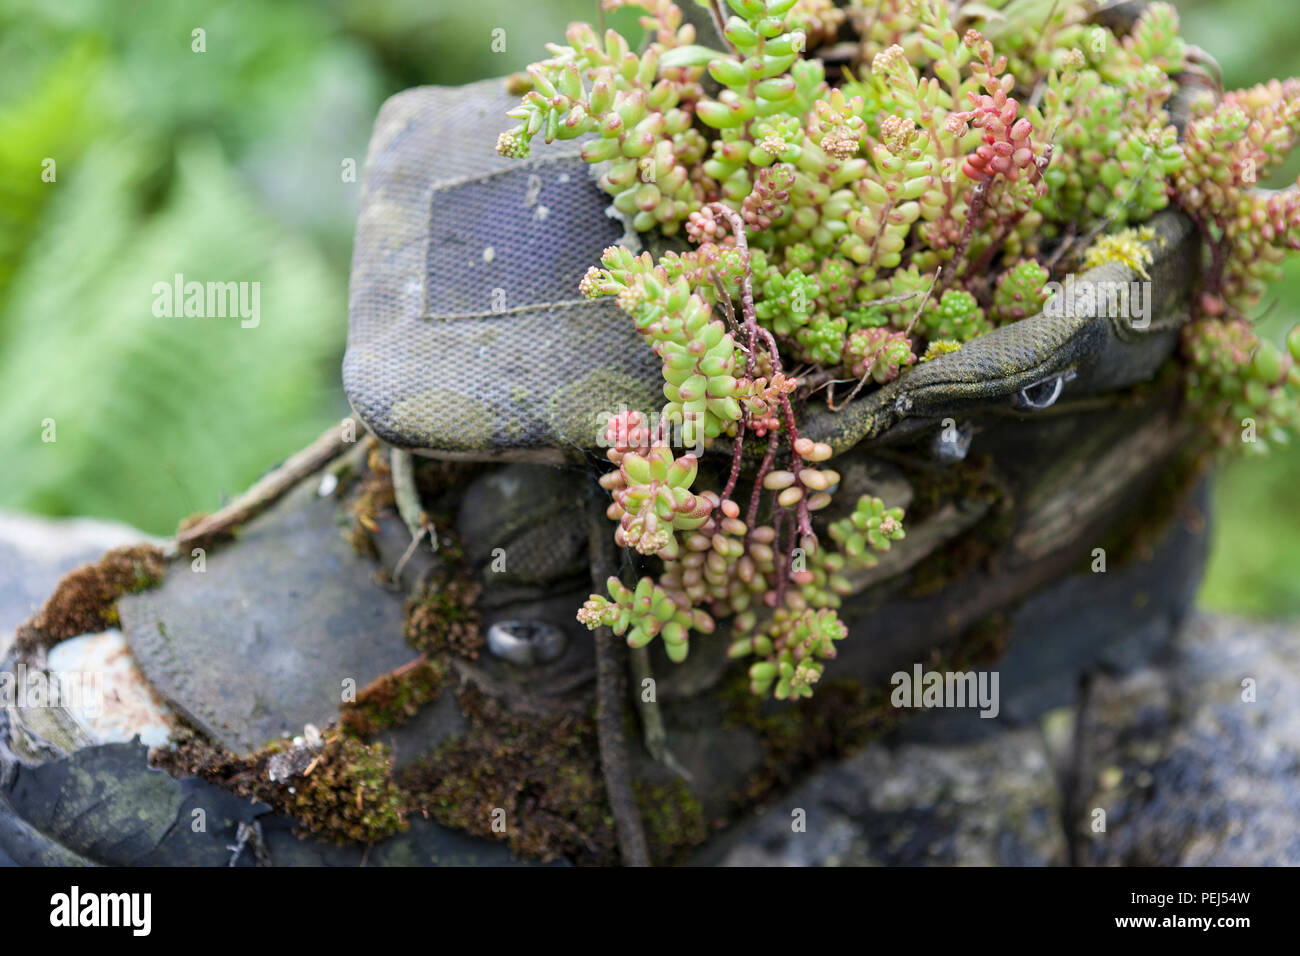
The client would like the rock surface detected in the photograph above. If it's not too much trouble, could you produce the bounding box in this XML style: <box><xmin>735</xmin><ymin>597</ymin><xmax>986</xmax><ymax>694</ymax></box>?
<box><xmin>45</xmin><ymin>630</ymin><xmax>177</xmax><ymax>748</ymax></box>
<box><xmin>1076</xmin><ymin>613</ymin><xmax>1300</xmax><ymax>865</ymax></box>
<box><xmin>1</xmin><ymin>740</ymin><xmax>524</xmax><ymax>866</ymax></box>
<box><xmin>0</xmin><ymin>510</ymin><xmax>156</xmax><ymax>658</ymax></box>
<box><xmin>707</xmin><ymin>611</ymin><xmax>1300</xmax><ymax>866</ymax></box>
<box><xmin>712</xmin><ymin>727</ymin><xmax>1066</xmax><ymax>866</ymax></box>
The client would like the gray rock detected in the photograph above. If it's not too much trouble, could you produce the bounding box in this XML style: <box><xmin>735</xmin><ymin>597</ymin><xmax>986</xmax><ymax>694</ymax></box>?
<box><xmin>1076</xmin><ymin>612</ymin><xmax>1300</xmax><ymax>866</ymax></box>
<box><xmin>44</xmin><ymin>630</ymin><xmax>178</xmax><ymax>748</ymax></box>
<box><xmin>711</xmin><ymin>728</ymin><xmax>1067</xmax><ymax>866</ymax></box>
<box><xmin>704</xmin><ymin>605</ymin><xmax>1300</xmax><ymax>867</ymax></box>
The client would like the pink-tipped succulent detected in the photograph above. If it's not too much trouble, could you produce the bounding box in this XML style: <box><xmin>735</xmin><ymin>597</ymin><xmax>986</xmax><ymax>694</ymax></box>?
<box><xmin>946</xmin><ymin>32</ymin><xmax>1043</xmax><ymax>188</ymax></box>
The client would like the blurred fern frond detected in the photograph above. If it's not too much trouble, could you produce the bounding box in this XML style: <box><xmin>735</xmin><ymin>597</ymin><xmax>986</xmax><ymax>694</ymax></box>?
<box><xmin>0</xmin><ymin>41</ymin><xmax>106</xmax><ymax>326</ymax></box>
<box><xmin>0</xmin><ymin>139</ymin><xmax>345</xmax><ymax>534</ymax></box>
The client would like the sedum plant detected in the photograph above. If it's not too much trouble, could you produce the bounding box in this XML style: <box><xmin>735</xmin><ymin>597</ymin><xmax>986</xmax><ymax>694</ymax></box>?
<box><xmin>497</xmin><ymin>0</ymin><xmax>1300</xmax><ymax>697</ymax></box>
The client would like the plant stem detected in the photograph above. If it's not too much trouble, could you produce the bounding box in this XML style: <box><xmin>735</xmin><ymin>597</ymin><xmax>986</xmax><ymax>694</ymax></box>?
<box><xmin>704</xmin><ymin>202</ymin><xmax>761</xmax><ymax>377</ymax></box>
<box><xmin>746</xmin><ymin>429</ymin><xmax>780</xmax><ymax>536</ymax></box>
<box><xmin>586</xmin><ymin>476</ymin><xmax>650</xmax><ymax>867</ymax></box>
<box><xmin>174</xmin><ymin>417</ymin><xmax>359</xmax><ymax>551</ymax></box>
<box><xmin>721</xmin><ymin>420</ymin><xmax>746</xmax><ymax>503</ymax></box>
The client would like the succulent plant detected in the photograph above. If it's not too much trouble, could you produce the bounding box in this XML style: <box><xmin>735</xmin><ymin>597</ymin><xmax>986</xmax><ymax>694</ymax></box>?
<box><xmin>990</xmin><ymin>259</ymin><xmax>1050</xmax><ymax>325</ymax></box>
<box><xmin>1183</xmin><ymin>320</ymin><xmax>1300</xmax><ymax>453</ymax></box>
<box><xmin>827</xmin><ymin>494</ymin><xmax>907</xmax><ymax>564</ymax></box>
<box><xmin>579</xmin><ymin>575</ymin><xmax>714</xmax><ymax>662</ymax></box>
<box><xmin>743</xmin><ymin>607</ymin><xmax>847</xmax><ymax>699</ymax></box>
<box><xmin>1173</xmin><ymin>78</ymin><xmax>1300</xmax><ymax>316</ymax></box>
<box><xmin>599</xmin><ymin>444</ymin><xmax>712</xmax><ymax>557</ymax></box>
<box><xmin>844</xmin><ymin>326</ymin><xmax>916</xmax><ymax>383</ymax></box>
<box><xmin>501</xmin><ymin>0</ymin><xmax>1300</xmax><ymax>696</ymax></box>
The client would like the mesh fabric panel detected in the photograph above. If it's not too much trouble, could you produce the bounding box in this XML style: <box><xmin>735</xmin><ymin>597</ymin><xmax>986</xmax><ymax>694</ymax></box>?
<box><xmin>344</xmin><ymin>80</ymin><xmax>662</xmax><ymax>458</ymax></box>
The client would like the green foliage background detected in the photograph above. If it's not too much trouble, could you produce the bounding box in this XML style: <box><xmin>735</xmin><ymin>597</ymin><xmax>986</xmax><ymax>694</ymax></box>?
<box><xmin>0</xmin><ymin>0</ymin><xmax>1294</xmax><ymax>615</ymax></box>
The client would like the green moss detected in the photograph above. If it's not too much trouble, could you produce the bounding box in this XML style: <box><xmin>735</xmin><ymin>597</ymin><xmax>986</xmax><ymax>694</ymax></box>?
<box><xmin>400</xmin><ymin>686</ymin><xmax>617</xmax><ymax>864</ymax></box>
<box><xmin>19</xmin><ymin>544</ymin><xmax>165</xmax><ymax>652</ymax></box>
<box><xmin>404</xmin><ymin>577</ymin><xmax>483</xmax><ymax>658</ymax></box>
<box><xmin>634</xmin><ymin>778</ymin><xmax>708</xmax><ymax>865</ymax></box>
<box><xmin>1082</xmin><ymin>226</ymin><xmax>1156</xmax><ymax>279</ymax></box>
<box><xmin>340</xmin><ymin>655</ymin><xmax>447</xmax><ymax>738</ymax></box>
<box><xmin>152</xmin><ymin>728</ymin><xmax>408</xmax><ymax>845</ymax></box>
<box><xmin>277</xmin><ymin>735</ymin><xmax>407</xmax><ymax>843</ymax></box>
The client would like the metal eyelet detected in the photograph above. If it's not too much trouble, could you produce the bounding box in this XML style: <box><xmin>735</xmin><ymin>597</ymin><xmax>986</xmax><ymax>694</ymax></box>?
<box><xmin>1013</xmin><ymin>370</ymin><xmax>1076</xmax><ymax>410</ymax></box>
<box><xmin>486</xmin><ymin>620</ymin><xmax>568</xmax><ymax>667</ymax></box>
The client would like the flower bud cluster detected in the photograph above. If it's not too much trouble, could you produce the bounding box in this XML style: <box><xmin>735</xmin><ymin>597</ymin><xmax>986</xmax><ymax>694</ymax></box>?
<box><xmin>743</xmin><ymin>608</ymin><xmax>846</xmax><ymax>699</ymax></box>
<box><xmin>578</xmin><ymin>574</ymin><xmax>714</xmax><ymax>662</ymax></box>
<box><xmin>827</xmin><ymin>495</ymin><xmax>907</xmax><ymax>564</ymax></box>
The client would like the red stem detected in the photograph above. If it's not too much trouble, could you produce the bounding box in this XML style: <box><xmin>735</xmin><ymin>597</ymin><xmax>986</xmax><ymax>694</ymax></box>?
<box><xmin>695</xmin><ymin>204</ymin><xmax>815</xmax><ymax>585</ymax></box>
<box><xmin>703</xmin><ymin>203</ymin><xmax>761</xmax><ymax>377</ymax></box>
<box><xmin>746</xmin><ymin>430</ymin><xmax>780</xmax><ymax>538</ymax></box>
<box><xmin>778</xmin><ymin>393</ymin><xmax>815</xmax><ymax>540</ymax></box>
<box><xmin>720</xmin><ymin>420</ymin><xmax>746</xmax><ymax>503</ymax></box>
<box><xmin>945</xmin><ymin>180</ymin><xmax>989</xmax><ymax>291</ymax></box>
<box><xmin>774</xmin><ymin>506</ymin><xmax>799</xmax><ymax>610</ymax></box>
